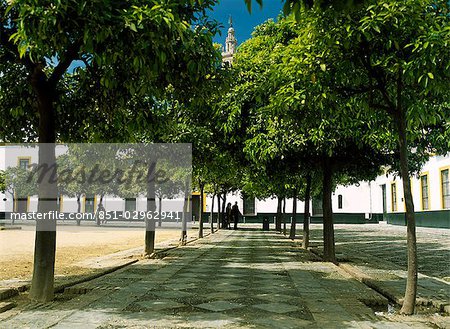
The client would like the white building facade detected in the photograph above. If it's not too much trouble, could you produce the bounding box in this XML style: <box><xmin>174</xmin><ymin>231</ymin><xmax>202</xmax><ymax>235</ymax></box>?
<box><xmin>203</xmin><ymin>154</ymin><xmax>450</xmax><ymax>228</ymax></box>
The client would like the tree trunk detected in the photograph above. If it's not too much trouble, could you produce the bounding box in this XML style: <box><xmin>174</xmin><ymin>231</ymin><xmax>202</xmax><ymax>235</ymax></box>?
<box><xmin>303</xmin><ymin>174</ymin><xmax>312</xmax><ymax>249</ymax></box>
<box><xmin>275</xmin><ymin>197</ymin><xmax>282</xmax><ymax>232</ymax></box>
<box><xmin>158</xmin><ymin>196</ymin><xmax>162</xmax><ymax>227</ymax></box>
<box><xmin>95</xmin><ymin>194</ymin><xmax>104</xmax><ymax>226</ymax></box>
<box><xmin>217</xmin><ymin>193</ymin><xmax>221</xmax><ymax>230</ymax></box>
<box><xmin>322</xmin><ymin>158</ymin><xmax>335</xmax><ymax>262</ymax></box>
<box><xmin>219</xmin><ymin>192</ymin><xmax>225</xmax><ymax>229</ymax></box>
<box><xmin>145</xmin><ymin>169</ymin><xmax>156</xmax><ymax>256</ymax></box>
<box><xmin>283</xmin><ymin>197</ymin><xmax>286</xmax><ymax>235</ymax></box>
<box><xmin>76</xmin><ymin>194</ymin><xmax>81</xmax><ymax>226</ymax></box>
<box><xmin>289</xmin><ymin>191</ymin><xmax>297</xmax><ymax>239</ymax></box>
<box><xmin>396</xmin><ymin>113</ymin><xmax>417</xmax><ymax>315</ymax></box>
<box><xmin>198</xmin><ymin>184</ymin><xmax>204</xmax><ymax>238</ymax></box>
<box><xmin>181</xmin><ymin>178</ymin><xmax>189</xmax><ymax>245</ymax></box>
<box><xmin>29</xmin><ymin>79</ymin><xmax>57</xmax><ymax>302</ymax></box>
<box><xmin>210</xmin><ymin>193</ymin><xmax>215</xmax><ymax>234</ymax></box>
<box><xmin>222</xmin><ymin>193</ymin><xmax>227</xmax><ymax>222</ymax></box>
<box><xmin>217</xmin><ymin>193</ymin><xmax>228</xmax><ymax>229</ymax></box>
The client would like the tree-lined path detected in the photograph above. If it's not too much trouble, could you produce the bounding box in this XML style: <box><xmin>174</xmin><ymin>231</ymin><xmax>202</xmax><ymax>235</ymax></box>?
<box><xmin>0</xmin><ymin>228</ymin><xmax>440</xmax><ymax>328</ymax></box>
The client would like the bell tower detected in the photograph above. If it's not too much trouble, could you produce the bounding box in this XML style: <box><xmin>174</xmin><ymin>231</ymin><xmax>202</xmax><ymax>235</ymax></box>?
<box><xmin>222</xmin><ymin>16</ymin><xmax>237</xmax><ymax>65</ymax></box>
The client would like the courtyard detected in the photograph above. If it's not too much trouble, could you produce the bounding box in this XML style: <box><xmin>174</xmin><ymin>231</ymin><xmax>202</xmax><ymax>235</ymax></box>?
<box><xmin>1</xmin><ymin>0</ymin><xmax>449</xmax><ymax>327</ymax></box>
<box><xmin>0</xmin><ymin>223</ymin><xmax>449</xmax><ymax>328</ymax></box>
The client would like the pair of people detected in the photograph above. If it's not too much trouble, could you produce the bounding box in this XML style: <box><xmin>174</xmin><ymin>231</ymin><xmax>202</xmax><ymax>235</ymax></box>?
<box><xmin>225</xmin><ymin>201</ymin><xmax>241</xmax><ymax>230</ymax></box>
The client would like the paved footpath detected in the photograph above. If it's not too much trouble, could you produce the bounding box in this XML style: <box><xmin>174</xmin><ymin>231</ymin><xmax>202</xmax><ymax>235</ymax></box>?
<box><xmin>0</xmin><ymin>229</ymin><xmax>444</xmax><ymax>328</ymax></box>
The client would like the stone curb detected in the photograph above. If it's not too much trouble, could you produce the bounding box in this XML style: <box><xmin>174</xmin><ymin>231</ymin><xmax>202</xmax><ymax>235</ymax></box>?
<box><xmin>0</xmin><ymin>302</ymin><xmax>15</xmax><ymax>313</ymax></box>
<box><xmin>56</xmin><ymin>259</ymin><xmax>139</xmax><ymax>294</ymax></box>
<box><xmin>0</xmin><ymin>231</ymin><xmax>214</xmax><ymax>303</ymax></box>
<box><xmin>0</xmin><ymin>226</ymin><xmax>22</xmax><ymax>231</ymax></box>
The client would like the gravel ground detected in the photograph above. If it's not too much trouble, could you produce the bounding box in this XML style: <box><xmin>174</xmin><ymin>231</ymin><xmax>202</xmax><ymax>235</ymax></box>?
<box><xmin>0</xmin><ymin>225</ymin><xmax>185</xmax><ymax>281</ymax></box>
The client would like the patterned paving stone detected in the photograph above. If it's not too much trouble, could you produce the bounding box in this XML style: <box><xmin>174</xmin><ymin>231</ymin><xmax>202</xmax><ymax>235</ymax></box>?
<box><xmin>213</xmin><ymin>278</ymin><xmax>246</xmax><ymax>286</ymax></box>
<box><xmin>164</xmin><ymin>282</ymin><xmax>199</xmax><ymax>290</ymax></box>
<box><xmin>195</xmin><ymin>300</ymin><xmax>242</xmax><ymax>312</ymax></box>
<box><xmin>173</xmin><ymin>294</ymin><xmax>210</xmax><ymax>307</ymax></box>
<box><xmin>253</xmin><ymin>302</ymin><xmax>300</xmax><ymax>314</ymax></box>
<box><xmin>1</xmin><ymin>228</ymin><xmax>439</xmax><ymax>328</ymax></box>
<box><xmin>135</xmin><ymin>299</ymin><xmax>185</xmax><ymax>311</ymax></box>
<box><xmin>250</xmin><ymin>285</ymin><xmax>297</xmax><ymax>296</ymax></box>
<box><xmin>225</xmin><ymin>296</ymin><xmax>267</xmax><ymax>306</ymax></box>
<box><xmin>211</xmin><ymin>282</ymin><xmax>246</xmax><ymax>291</ymax></box>
<box><xmin>200</xmin><ymin>291</ymin><xmax>241</xmax><ymax>301</ymax></box>
<box><xmin>153</xmin><ymin>289</ymin><xmax>191</xmax><ymax>299</ymax></box>
<box><xmin>255</xmin><ymin>292</ymin><xmax>289</xmax><ymax>301</ymax></box>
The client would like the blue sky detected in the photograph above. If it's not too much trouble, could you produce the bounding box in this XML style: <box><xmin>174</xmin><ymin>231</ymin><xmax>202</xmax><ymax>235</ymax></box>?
<box><xmin>208</xmin><ymin>0</ymin><xmax>284</xmax><ymax>46</ymax></box>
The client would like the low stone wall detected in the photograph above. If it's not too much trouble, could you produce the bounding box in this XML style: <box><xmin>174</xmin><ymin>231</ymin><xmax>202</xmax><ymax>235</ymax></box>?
<box><xmin>386</xmin><ymin>210</ymin><xmax>450</xmax><ymax>229</ymax></box>
<box><xmin>310</xmin><ymin>213</ymin><xmax>373</xmax><ymax>224</ymax></box>
<box><xmin>203</xmin><ymin>212</ymin><xmax>375</xmax><ymax>224</ymax></box>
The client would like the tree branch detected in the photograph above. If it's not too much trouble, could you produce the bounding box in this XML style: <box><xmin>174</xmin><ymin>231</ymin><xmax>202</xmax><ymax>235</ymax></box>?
<box><xmin>48</xmin><ymin>40</ymin><xmax>82</xmax><ymax>88</ymax></box>
<box><xmin>364</xmin><ymin>63</ymin><xmax>396</xmax><ymax>116</ymax></box>
<box><xmin>358</xmin><ymin>39</ymin><xmax>396</xmax><ymax>117</ymax></box>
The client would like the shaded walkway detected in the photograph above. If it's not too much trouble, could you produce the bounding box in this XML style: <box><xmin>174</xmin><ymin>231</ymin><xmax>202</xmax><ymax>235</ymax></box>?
<box><xmin>0</xmin><ymin>229</ymin><xmax>437</xmax><ymax>328</ymax></box>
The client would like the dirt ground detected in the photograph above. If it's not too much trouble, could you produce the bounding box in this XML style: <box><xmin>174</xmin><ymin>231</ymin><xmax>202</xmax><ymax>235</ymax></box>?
<box><xmin>0</xmin><ymin>226</ymin><xmax>182</xmax><ymax>281</ymax></box>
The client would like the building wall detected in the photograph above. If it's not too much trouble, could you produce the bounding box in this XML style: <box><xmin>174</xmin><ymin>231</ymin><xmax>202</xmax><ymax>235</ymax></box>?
<box><xmin>374</xmin><ymin>155</ymin><xmax>450</xmax><ymax>213</ymax></box>
<box><xmin>1</xmin><ymin>145</ymin><xmax>187</xmax><ymax>215</ymax></box>
<box><xmin>204</xmin><ymin>155</ymin><xmax>450</xmax><ymax>218</ymax></box>
<box><xmin>2</xmin><ymin>143</ymin><xmax>449</xmax><ymax>226</ymax></box>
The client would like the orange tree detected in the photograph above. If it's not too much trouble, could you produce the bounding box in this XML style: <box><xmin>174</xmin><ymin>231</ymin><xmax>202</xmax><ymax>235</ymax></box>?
<box><xmin>1</xmin><ymin>0</ymin><xmax>221</xmax><ymax>302</ymax></box>
<box><xmin>284</xmin><ymin>0</ymin><xmax>449</xmax><ymax>314</ymax></box>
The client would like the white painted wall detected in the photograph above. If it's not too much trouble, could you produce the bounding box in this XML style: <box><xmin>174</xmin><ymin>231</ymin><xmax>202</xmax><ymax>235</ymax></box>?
<box><xmin>2</xmin><ymin>143</ymin><xmax>448</xmax><ymax>216</ymax></box>
<box><xmin>204</xmin><ymin>154</ymin><xmax>450</xmax><ymax>215</ymax></box>
<box><xmin>373</xmin><ymin>154</ymin><xmax>450</xmax><ymax>213</ymax></box>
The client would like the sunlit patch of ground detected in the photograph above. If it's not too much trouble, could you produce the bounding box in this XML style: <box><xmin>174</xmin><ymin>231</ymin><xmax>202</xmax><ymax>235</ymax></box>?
<box><xmin>0</xmin><ymin>226</ymin><xmax>182</xmax><ymax>281</ymax></box>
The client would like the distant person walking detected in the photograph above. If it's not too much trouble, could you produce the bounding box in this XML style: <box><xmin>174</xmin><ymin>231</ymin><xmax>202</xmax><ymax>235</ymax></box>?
<box><xmin>225</xmin><ymin>202</ymin><xmax>232</xmax><ymax>229</ymax></box>
<box><xmin>231</xmin><ymin>202</ymin><xmax>241</xmax><ymax>230</ymax></box>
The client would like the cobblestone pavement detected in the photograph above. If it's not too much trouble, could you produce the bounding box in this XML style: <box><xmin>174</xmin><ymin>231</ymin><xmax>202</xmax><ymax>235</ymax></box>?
<box><xmin>0</xmin><ymin>228</ymin><xmax>443</xmax><ymax>328</ymax></box>
<box><xmin>308</xmin><ymin>223</ymin><xmax>450</xmax><ymax>280</ymax></box>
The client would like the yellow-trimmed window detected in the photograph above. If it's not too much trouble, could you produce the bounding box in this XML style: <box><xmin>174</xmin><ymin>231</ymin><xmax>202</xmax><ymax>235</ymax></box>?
<box><xmin>441</xmin><ymin>168</ymin><xmax>449</xmax><ymax>209</ymax></box>
<box><xmin>17</xmin><ymin>156</ymin><xmax>31</xmax><ymax>170</ymax></box>
<box><xmin>420</xmin><ymin>174</ymin><xmax>429</xmax><ymax>211</ymax></box>
<box><xmin>391</xmin><ymin>182</ymin><xmax>397</xmax><ymax>212</ymax></box>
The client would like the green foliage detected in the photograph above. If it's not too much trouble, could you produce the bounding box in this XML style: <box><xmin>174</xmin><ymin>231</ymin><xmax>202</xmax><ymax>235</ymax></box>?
<box><xmin>244</xmin><ymin>0</ymin><xmax>367</xmax><ymax>15</ymax></box>
<box><xmin>1</xmin><ymin>0</ymin><xmax>222</xmax><ymax>142</ymax></box>
<box><xmin>237</xmin><ymin>0</ymin><xmax>449</xmax><ymax>186</ymax></box>
<box><xmin>171</xmin><ymin>75</ymin><xmax>244</xmax><ymax>196</ymax></box>
<box><xmin>4</xmin><ymin>165</ymin><xmax>38</xmax><ymax>198</ymax></box>
<box><xmin>222</xmin><ymin>15</ymin><xmax>389</xmax><ymax>201</ymax></box>
<box><xmin>320</xmin><ymin>0</ymin><xmax>450</xmax><ymax>167</ymax></box>
<box><xmin>0</xmin><ymin>170</ymin><xmax>5</xmax><ymax>193</ymax></box>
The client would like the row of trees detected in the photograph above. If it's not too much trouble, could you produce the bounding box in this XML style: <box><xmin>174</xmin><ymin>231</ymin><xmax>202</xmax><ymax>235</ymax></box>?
<box><xmin>212</xmin><ymin>0</ymin><xmax>449</xmax><ymax>315</ymax></box>
<box><xmin>1</xmin><ymin>0</ymin><xmax>225</xmax><ymax>302</ymax></box>
<box><xmin>1</xmin><ymin>0</ymin><xmax>449</xmax><ymax>317</ymax></box>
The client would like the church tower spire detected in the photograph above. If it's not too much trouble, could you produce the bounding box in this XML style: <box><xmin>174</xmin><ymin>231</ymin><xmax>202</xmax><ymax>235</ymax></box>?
<box><xmin>222</xmin><ymin>16</ymin><xmax>237</xmax><ymax>64</ymax></box>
